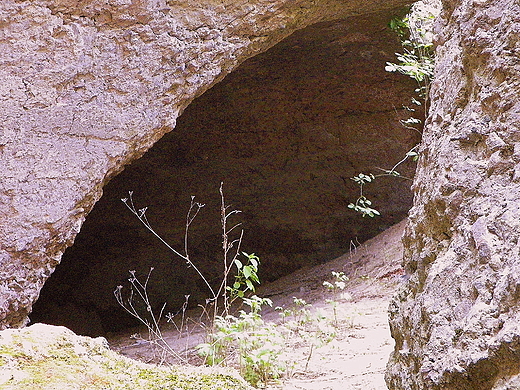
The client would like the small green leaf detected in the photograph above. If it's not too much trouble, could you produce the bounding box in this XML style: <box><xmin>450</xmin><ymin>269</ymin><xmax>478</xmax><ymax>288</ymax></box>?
<box><xmin>243</xmin><ymin>265</ymin><xmax>252</xmax><ymax>279</ymax></box>
<box><xmin>402</xmin><ymin>117</ymin><xmax>421</xmax><ymax>124</ymax></box>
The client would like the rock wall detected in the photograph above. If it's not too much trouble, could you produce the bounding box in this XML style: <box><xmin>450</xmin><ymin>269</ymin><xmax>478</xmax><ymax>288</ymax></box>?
<box><xmin>387</xmin><ymin>0</ymin><xmax>520</xmax><ymax>388</ymax></box>
<box><xmin>0</xmin><ymin>0</ymin><xmax>411</xmax><ymax>329</ymax></box>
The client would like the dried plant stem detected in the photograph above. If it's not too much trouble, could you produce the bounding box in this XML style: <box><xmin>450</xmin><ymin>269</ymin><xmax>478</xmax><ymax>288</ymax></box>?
<box><xmin>115</xmin><ymin>183</ymin><xmax>245</xmax><ymax>363</ymax></box>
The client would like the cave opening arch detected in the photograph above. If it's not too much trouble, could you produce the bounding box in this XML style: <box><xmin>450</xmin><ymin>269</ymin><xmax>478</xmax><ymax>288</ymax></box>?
<box><xmin>30</xmin><ymin>11</ymin><xmax>421</xmax><ymax>337</ymax></box>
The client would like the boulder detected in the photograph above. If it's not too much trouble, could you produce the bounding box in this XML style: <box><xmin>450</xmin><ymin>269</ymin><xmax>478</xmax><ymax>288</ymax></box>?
<box><xmin>0</xmin><ymin>323</ymin><xmax>252</xmax><ymax>389</ymax></box>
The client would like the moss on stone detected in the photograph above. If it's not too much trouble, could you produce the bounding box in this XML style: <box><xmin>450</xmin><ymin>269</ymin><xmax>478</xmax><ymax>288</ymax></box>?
<box><xmin>0</xmin><ymin>324</ymin><xmax>252</xmax><ymax>390</ymax></box>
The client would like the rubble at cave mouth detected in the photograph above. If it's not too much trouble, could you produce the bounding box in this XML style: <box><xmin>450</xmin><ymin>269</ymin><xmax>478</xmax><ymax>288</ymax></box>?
<box><xmin>30</xmin><ymin>14</ymin><xmax>420</xmax><ymax>337</ymax></box>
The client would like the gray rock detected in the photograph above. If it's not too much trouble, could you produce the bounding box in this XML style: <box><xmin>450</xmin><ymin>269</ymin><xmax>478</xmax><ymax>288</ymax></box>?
<box><xmin>386</xmin><ymin>0</ymin><xmax>520</xmax><ymax>388</ymax></box>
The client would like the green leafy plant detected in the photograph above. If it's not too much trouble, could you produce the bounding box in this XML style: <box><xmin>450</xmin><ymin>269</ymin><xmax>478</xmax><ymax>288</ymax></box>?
<box><xmin>323</xmin><ymin>271</ymin><xmax>349</xmax><ymax>328</ymax></box>
<box><xmin>197</xmin><ymin>270</ymin><xmax>357</xmax><ymax>385</ymax></box>
<box><xmin>323</xmin><ymin>271</ymin><xmax>349</xmax><ymax>294</ymax></box>
<box><xmin>114</xmin><ymin>183</ymin><xmax>260</xmax><ymax>363</ymax></box>
<box><xmin>349</xmin><ymin>1</ymin><xmax>439</xmax><ymax>217</ymax></box>
<box><xmin>228</xmin><ymin>253</ymin><xmax>261</xmax><ymax>300</ymax></box>
<box><xmin>386</xmin><ymin>4</ymin><xmax>436</xmax><ymax>100</ymax></box>
<box><xmin>275</xmin><ymin>296</ymin><xmax>337</xmax><ymax>373</ymax></box>
<box><xmin>301</xmin><ymin>312</ymin><xmax>337</xmax><ymax>371</ymax></box>
<box><xmin>196</xmin><ymin>296</ymin><xmax>286</xmax><ymax>387</ymax></box>
<box><xmin>347</xmin><ymin>174</ymin><xmax>380</xmax><ymax>217</ymax></box>
<box><xmin>114</xmin><ymin>183</ymin><xmax>291</xmax><ymax>386</ymax></box>
<box><xmin>290</xmin><ymin>297</ymin><xmax>313</xmax><ymax>326</ymax></box>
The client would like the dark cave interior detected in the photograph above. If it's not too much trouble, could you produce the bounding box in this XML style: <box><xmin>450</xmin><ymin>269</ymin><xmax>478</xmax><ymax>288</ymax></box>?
<box><xmin>30</xmin><ymin>11</ymin><xmax>421</xmax><ymax>337</ymax></box>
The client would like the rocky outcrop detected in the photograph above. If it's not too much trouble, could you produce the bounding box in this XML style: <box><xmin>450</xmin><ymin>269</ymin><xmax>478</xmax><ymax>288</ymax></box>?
<box><xmin>0</xmin><ymin>0</ymin><xmax>412</xmax><ymax>329</ymax></box>
<box><xmin>0</xmin><ymin>323</ymin><xmax>252</xmax><ymax>389</ymax></box>
<box><xmin>387</xmin><ymin>0</ymin><xmax>520</xmax><ymax>388</ymax></box>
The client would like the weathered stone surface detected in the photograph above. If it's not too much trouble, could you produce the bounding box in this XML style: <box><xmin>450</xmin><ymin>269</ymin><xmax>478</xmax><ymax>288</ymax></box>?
<box><xmin>29</xmin><ymin>11</ymin><xmax>420</xmax><ymax>335</ymax></box>
<box><xmin>0</xmin><ymin>323</ymin><xmax>252</xmax><ymax>389</ymax></box>
<box><xmin>387</xmin><ymin>0</ymin><xmax>520</xmax><ymax>388</ymax></box>
<box><xmin>0</xmin><ymin>0</ymin><xmax>413</xmax><ymax>329</ymax></box>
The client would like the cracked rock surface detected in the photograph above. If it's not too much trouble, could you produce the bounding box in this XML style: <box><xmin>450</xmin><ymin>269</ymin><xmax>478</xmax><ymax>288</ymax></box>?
<box><xmin>386</xmin><ymin>0</ymin><xmax>520</xmax><ymax>388</ymax></box>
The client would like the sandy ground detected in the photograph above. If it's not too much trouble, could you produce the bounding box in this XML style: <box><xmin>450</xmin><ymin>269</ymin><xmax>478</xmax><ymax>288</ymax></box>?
<box><xmin>108</xmin><ymin>220</ymin><xmax>407</xmax><ymax>389</ymax></box>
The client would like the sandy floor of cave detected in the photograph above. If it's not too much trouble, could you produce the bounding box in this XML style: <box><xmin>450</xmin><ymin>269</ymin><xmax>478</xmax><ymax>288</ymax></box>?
<box><xmin>108</xmin><ymin>220</ymin><xmax>406</xmax><ymax>390</ymax></box>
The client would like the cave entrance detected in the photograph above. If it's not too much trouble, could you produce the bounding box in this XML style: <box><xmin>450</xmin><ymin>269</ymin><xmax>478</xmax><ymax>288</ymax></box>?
<box><xmin>30</xmin><ymin>12</ymin><xmax>421</xmax><ymax>337</ymax></box>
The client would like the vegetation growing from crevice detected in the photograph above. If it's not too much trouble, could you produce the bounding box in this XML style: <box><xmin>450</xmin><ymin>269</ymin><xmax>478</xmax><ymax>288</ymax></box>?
<box><xmin>349</xmin><ymin>0</ymin><xmax>440</xmax><ymax>217</ymax></box>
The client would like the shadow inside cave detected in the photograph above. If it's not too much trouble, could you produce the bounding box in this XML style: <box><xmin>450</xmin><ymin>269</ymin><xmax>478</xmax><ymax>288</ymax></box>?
<box><xmin>30</xmin><ymin>11</ymin><xmax>420</xmax><ymax>337</ymax></box>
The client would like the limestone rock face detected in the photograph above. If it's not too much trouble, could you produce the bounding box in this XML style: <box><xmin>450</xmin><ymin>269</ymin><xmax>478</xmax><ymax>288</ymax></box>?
<box><xmin>386</xmin><ymin>0</ymin><xmax>520</xmax><ymax>388</ymax></box>
<box><xmin>0</xmin><ymin>0</ymin><xmax>411</xmax><ymax>329</ymax></box>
